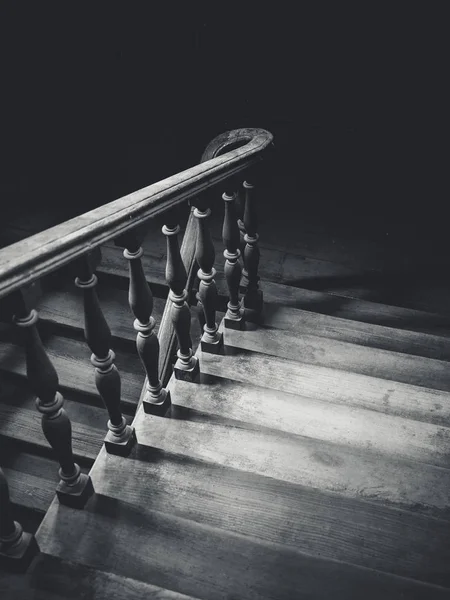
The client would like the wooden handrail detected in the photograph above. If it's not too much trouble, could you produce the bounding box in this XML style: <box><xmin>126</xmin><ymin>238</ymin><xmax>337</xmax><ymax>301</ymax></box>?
<box><xmin>0</xmin><ymin>128</ymin><xmax>273</xmax><ymax>300</ymax></box>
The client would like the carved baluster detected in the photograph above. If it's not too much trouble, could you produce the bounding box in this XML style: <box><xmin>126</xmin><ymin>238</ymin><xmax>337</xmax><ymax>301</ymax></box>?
<box><xmin>163</xmin><ymin>212</ymin><xmax>200</xmax><ymax>382</ymax></box>
<box><xmin>12</xmin><ymin>290</ymin><xmax>94</xmax><ymax>508</ymax></box>
<box><xmin>0</xmin><ymin>467</ymin><xmax>39</xmax><ymax>570</ymax></box>
<box><xmin>119</xmin><ymin>231</ymin><xmax>171</xmax><ymax>415</ymax></box>
<box><xmin>243</xmin><ymin>178</ymin><xmax>264</xmax><ymax>319</ymax></box>
<box><xmin>75</xmin><ymin>253</ymin><xmax>136</xmax><ymax>455</ymax></box>
<box><xmin>236</xmin><ymin>186</ymin><xmax>249</xmax><ymax>292</ymax></box>
<box><xmin>222</xmin><ymin>190</ymin><xmax>245</xmax><ymax>329</ymax></box>
<box><xmin>193</xmin><ymin>196</ymin><xmax>223</xmax><ymax>353</ymax></box>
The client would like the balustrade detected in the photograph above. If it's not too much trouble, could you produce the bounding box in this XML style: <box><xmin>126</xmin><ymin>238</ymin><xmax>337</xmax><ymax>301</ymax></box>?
<box><xmin>242</xmin><ymin>177</ymin><xmax>264</xmax><ymax>319</ymax></box>
<box><xmin>193</xmin><ymin>196</ymin><xmax>223</xmax><ymax>352</ymax></box>
<box><xmin>0</xmin><ymin>467</ymin><xmax>39</xmax><ymax>570</ymax></box>
<box><xmin>222</xmin><ymin>189</ymin><xmax>245</xmax><ymax>329</ymax></box>
<box><xmin>117</xmin><ymin>231</ymin><xmax>171</xmax><ymax>415</ymax></box>
<box><xmin>12</xmin><ymin>289</ymin><xmax>94</xmax><ymax>507</ymax></box>
<box><xmin>163</xmin><ymin>212</ymin><xmax>200</xmax><ymax>382</ymax></box>
<box><xmin>75</xmin><ymin>254</ymin><xmax>136</xmax><ymax>455</ymax></box>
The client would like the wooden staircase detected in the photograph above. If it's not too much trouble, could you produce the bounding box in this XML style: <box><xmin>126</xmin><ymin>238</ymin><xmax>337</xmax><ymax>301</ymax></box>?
<box><xmin>1</xmin><ymin>128</ymin><xmax>450</xmax><ymax>598</ymax></box>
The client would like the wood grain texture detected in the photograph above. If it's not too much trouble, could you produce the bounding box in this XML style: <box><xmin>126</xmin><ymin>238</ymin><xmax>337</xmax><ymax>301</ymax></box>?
<box><xmin>0</xmin><ymin>129</ymin><xmax>272</xmax><ymax>299</ymax></box>
<box><xmin>36</xmin><ymin>496</ymin><xmax>450</xmax><ymax>596</ymax></box>
<box><xmin>37</xmin><ymin>283</ymin><xmax>166</xmax><ymax>344</ymax></box>
<box><xmin>86</xmin><ymin>445</ymin><xmax>450</xmax><ymax>582</ymax></box>
<box><xmin>199</xmin><ymin>346</ymin><xmax>450</xmax><ymax>426</ymax></box>
<box><xmin>0</xmin><ymin>333</ymin><xmax>144</xmax><ymax>410</ymax></box>
<box><xmin>260</xmin><ymin>280</ymin><xmax>450</xmax><ymax>337</ymax></box>
<box><xmin>167</xmin><ymin>376</ymin><xmax>450</xmax><ymax>469</ymax></box>
<box><xmin>261</xmin><ymin>302</ymin><xmax>450</xmax><ymax>360</ymax></box>
<box><xmin>132</xmin><ymin>403</ymin><xmax>450</xmax><ymax>517</ymax></box>
<box><xmin>224</xmin><ymin>324</ymin><xmax>450</xmax><ymax>392</ymax></box>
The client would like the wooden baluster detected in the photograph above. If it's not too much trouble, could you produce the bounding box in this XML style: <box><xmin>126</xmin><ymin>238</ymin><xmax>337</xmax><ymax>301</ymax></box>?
<box><xmin>193</xmin><ymin>195</ymin><xmax>223</xmax><ymax>353</ymax></box>
<box><xmin>75</xmin><ymin>253</ymin><xmax>137</xmax><ymax>455</ymax></box>
<box><xmin>12</xmin><ymin>290</ymin><xmax>94</xmax><ymax>508</ymax></box>
<box><xmin>163</xmin><ymin>211</ymin><xmax>200</xmax><ymax>382</ymax></box>
<box><xmin>0</xmin><ymin>467</ymin><xmax>40</xmax><ymax>570</ymax></box>
<box><xmin>236</xmin><ymin>186</ymin><xmax>249</xmax><ymax>292</ymax></box>
<box><xmin>118</xmin><ymin>231</ymin><xmax>171</xmax><ymax>415</ymax></box>
<box><xmin>242</xmin><ymin>178</ymin><xmax>264</xmax><ymax>319</ymax></box>
<box><xmin>222</xmin><ymin>189</ymin><xmax>245</xmax><ymax>329</ymax></box>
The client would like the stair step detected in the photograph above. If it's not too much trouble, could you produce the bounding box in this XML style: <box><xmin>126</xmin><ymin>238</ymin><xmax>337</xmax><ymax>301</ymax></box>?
<box><xmin>225</xmin><ymin>322</ymin><xmax>450</xmax><ymax>393</ymax></box>
<box><xmin>0</xmin><ymin>332</ymin><xmax>144</xmax><ymax>411</ymax></box>
<box><xmin>134</xmin><ymin>400</ymin><xmax>450</xmax><ymax>518</ymax></box>
<box><xmin>0</xmin><ymin>449</ymin><xmax>58</xmax><ymax>514</ymax></box>
<box><xmin>261</xmin><ymin>302</ymin><xmax>450</xmax><ymax>360</ymax></box>
<box><xmin>169</xmin><ymin>376</ymin><xmax>450</xmax><ymax>470</ymax></box>
<box><xmin>87</xmin><ymin>444</ymin><xmax>450</xmax><ymax>586</ymax></box>
<box><xmin>37</xmin><ymin>282</ymin><xmax>167</xmax><ymax>344</ymax></box>
<box><xmin>36</xmin><ymin>494</ymin><xmax>450</xmax><ymax>597</ymax></box>
<box><xmin>26</xmin><ymin>554</ymin><xmax>201</xmax><ymax>600</ymax></box>
<box><xmin>199</xmin><ymin>347</ymin><xmax>450</xmax><ymax>426</ymax></box>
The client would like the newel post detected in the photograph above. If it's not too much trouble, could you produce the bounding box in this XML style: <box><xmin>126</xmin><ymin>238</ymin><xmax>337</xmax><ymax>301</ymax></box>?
<box><xmin>222</xmin><ymin>188</ymin><xmax>245</xmax><ymax>329</ymax></box>
<box><xmin>75</xmin><ymin>253</ymin><xmax>137</xmax><ymax>455</ymax></box>
<box><xmin>193</xmin><ymin>194</ymin><xmax>223</xmax><ymax>353</ymax></box>
<box><xmin>12</xmin><ymin>289</ymin><xmax>94</xmax><ymax>508</ymax></box>
<box><xmin>116</xmin><ymin>230</ymin><xmax>171</xmax><ymax>415</ymax></box>
<box><xmin>163</xmin><ymin>210</ymin><xmax>200</xmax><ymax>382</ymax></box>
<box><xmin>0</xmin><ymin>467</ymin><xmax>40</xmax><ymax>571</ymax></box>
<box><xmin>242</xmin><ymin>174</ymin><xmax>264</xmax><ymax>319</ymax></box>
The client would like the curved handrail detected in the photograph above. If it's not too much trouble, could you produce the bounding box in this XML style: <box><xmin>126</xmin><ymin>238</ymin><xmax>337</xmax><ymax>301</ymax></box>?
<box><xmin>0</xmin><ymin>128</ymin><xmax>273</xmax><ymax>300</ymax></box>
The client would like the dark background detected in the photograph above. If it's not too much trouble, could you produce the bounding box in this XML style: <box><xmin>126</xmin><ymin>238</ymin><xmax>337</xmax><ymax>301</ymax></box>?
<box><xmin>1</xmin><ymin>4</ymin><xmax>447</xmax><ymax>228</ymax></box>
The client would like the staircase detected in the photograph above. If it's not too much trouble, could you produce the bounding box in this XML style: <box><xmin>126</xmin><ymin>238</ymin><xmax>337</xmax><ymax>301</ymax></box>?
<box><xmin>1</xmin><ymin>128</ymin><xmax>450</xmax><ymax>598</ymax></box>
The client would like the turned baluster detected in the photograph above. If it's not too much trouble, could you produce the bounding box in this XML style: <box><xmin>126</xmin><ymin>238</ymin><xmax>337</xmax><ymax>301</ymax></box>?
<box><xmin>222</xmin><ymin>189</ymin><xmax>245</xmax><ymax>329</ymax></box>
<box><xmin>0</xmin><ymin>467</ymin><xmax>39</xmax><ymax>570</ymax></box>
<box><xmin>193</xmin><ymin>196</ymin><xmax>223</xmax><ymax>353</ymax></box>
<box><xmin>118</xmin><ymin>231</ymin><xmax>171</xmax><ymax>415</ymax></box>
<box><xmin>243</xmin><ymin>178</ymin><xmax>264</xmax><ymax>318</ymax></box>
<box><xmin>12</xmin><ymin>290</ymin><xmax>93</xmax><ymax>508</ymax></box>
<box><xmin>236</xmin><ymin>186</ymin><xmax>249</xmax><ymax>292</ymax></box>
<box><xmin>163</xmin><ymin>212</ymin><xmax>200</xmax><ymax>381</ymax></box>
<box><xmin>75</xmin><ymin>253</ymin><xmax>136</xmax><ymax>455</ymax></box>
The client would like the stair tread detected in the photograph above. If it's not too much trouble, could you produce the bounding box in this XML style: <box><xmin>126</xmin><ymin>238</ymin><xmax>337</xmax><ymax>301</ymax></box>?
<box><xmin>36</xmin><ymin>493</ymin><xmax>450</xmax><ymax>597</ymax></box>
<box><xmin>134</xmin><ymin>399</ymin><xmax>450</xmax><ymax>518</ymax></box>
<box><xmin>224</xmin><ymin>321</ymin><xmax>450</xmax><ymax>393</ymax></box>
<box><xmin>261</xmin><ymin>302</ymin><xmax>450</xmax><ymax>360</ymax></box>
<box><xmin>200</xmin><ymin>346</ymin><xmax>450</xmax><ymax>426</ymax></box>
<box><xmin>168</xmin><ymin>375</ymin><xmax>450</xmax><ymax>470</ymax></box>
<box><xmin>37</xmin><ymin>283</ymin><xmax>167</xmax><ymax>343</ymax></box>
<box><xmin>27</xmin><ymin>554</ymin><xmax>201</xmax><ymax>600</ymax></box>
<box><xmin>0</xmin><ymin>402</ymin><xmax>103</xmax><ymax>463</ymax></box>
<box><xmin>85</xmin><ymin>444</ymin><xmax>450</xmax><ymax>585</ymax></box>
<box><xmin>0</xmin><ymin>451</ymin><xmax>57</xmax><ymax>514</ymax></box>
<box><xmin>0</xmin><ymin>332</ymin><xmax>144</xmax><ymax>409</ymax></box>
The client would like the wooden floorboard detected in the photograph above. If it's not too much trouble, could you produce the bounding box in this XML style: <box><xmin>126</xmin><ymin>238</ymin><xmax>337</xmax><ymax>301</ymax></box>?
<box><xmin>224</xmin><ymin>323</ymin><xmax>450</xmax><ymax>392</ymax></box>
<box><xmin>200</xmin><ymin>345</ymin><xmax>450</xmax><ymax>426</ymax></box>
<box><xmin>87</xmin><ymin>444</ymin><xmax>450</xmax><ymax>584</ymax></box>
<box><xmin>36</xmin><ymin>496</ymin><xmax>450</xmax><ymax>597</ymax></box>
<box><xmin>133</xmin><ymin>404</ymin><xmax>450</xmax><ymax>518</ymax></box>
<box><xmin>37</xmin><ymin>283</ymin><xmax>167</xmax><ymax>344</ymax></box>
<box><xmin>0</xmin><ymin>333</ymin><xmax>144</xmax><ymax>410</ymax></box>
<box><xmin>260</xmin><ymin>302</ymin><xmax>450</xmax><ymax>360</ymax></box>
<box><xmin>168</xmin><ymin>376</ymin><xmax>450</xmax><ymax>469</ymax></box>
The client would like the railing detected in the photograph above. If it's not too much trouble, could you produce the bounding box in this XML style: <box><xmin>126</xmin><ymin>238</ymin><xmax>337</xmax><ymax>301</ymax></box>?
<box><xmin>0</xmin><ymin>127</ymin><xmax>273</xmax><ymax>570</ymax></box>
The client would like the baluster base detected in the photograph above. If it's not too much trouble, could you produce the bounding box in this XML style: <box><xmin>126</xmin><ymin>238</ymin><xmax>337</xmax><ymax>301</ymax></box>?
<box><xmin>0</xmin><ymin>527</ymin><xmax>40</xmax><ymax>573</ymax></box>
<box><xmin>104</xmin><ymin>424</ymin><xmax>137</xmax><ymax>457</ymax></box>
<box><xmin>224</xmin><ymin>303</ymin><xmax>245</xmax><ymax>330</ymax></box>
<box><xmin>143</xmin><ymin>388</ymin><xmax>171</xmax><ymax>416</ymax></box>
<box><xmin>243</xmin><ymin>289</ymin><xmax>264</xmax><ymax>324</ymax></box>
<box><xmin>56</xmin><ymin>472</ymin><xmax>95</xmax><ymax>509</ymax></box>
<box><xmin>200</xmin><ymin>331</ymin><xmax>224</xmax><ymax>354</ymax></box>
<box><xmin>174</xmin><ymin>355</ymin><xmax>200</xmax><ymax>383</ymax></box>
